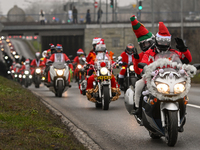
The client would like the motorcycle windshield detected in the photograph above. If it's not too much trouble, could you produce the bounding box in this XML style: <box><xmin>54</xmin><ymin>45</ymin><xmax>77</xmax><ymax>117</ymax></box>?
<box><xmin>54</xmin><ymin>53</ymin><xmax>64</xmax><ymax>62</ymax></box>
<box><xmin>154</xmin><ymin>51</ymin><xmax>182</xmax><ymax>64</ymax></box>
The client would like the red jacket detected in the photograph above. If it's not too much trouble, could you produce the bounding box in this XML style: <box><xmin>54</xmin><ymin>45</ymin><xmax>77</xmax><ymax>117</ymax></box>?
<box><xmin>86</xmin><ymin>50</ymin><xmax>96</xmax><ymax>63</ymax></box>
<box><xmin>120</xmin><ymin>51</ymin><xmax>140</xmax><ymax>75</ymax></box>
<box><xmin>30</xmin><ymin>59</ymin><xmax>43</xmax><ymax>67</ymax></box>
<box><xmin>141</xmin><ymin>48</ymin><xmax>192</xmax><ymax>65</ymax></box>
<box><xmin>49</xmin><ymin>53</ymin><xmax>69</xmax><ymax>62</ymax></box>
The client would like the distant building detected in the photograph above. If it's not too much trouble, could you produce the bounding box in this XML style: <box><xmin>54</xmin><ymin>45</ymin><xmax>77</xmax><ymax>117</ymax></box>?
<box><xmin>7</xmin><ymin>5</ymin><xmax>26</xmax><ymax>22</ymax></box>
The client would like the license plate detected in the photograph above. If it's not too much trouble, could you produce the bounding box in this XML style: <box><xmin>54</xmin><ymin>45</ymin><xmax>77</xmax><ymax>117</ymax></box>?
<box><xmin>97</xmin><ymin>76</ymin><xmax>112</xmax><ymax>80</ymax></box>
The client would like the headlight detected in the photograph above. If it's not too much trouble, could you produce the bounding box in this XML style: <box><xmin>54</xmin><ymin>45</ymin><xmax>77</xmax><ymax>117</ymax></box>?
<box><xmin>11</xmin><ymin>70</ymin><xmax>15</xmax><ymax>73</ymax></box>
<box><xmin>12</xmin><ymin>51</ymin><xmax>16</xmax><ymax>55</ymax></box>
<box><xmin>4</xmin><ymin>56</ymin><xmax>8</xmax><ymax>60</ymax></box>
<box><xmin>35</xmin><ymin>68</ymin><xmax>41</xmax><ymax>74</ymax></box>
<box><xmin>19</xmin><ymin>74</ymin><xmax>22</xmax><ymax>78</ymax></box>
<box><xmin>7</xmin><ymin>71</ymin><xmax>11</xmax><ymax>74</ymax></box>
<box><xmin>174</xmin><ymin>83</ymin><xmax>185</xmax><ymax>94</ymax></box>
<box><xmin>29</xmin><ymin>75</ymin><xmax>32</xmax><ymax>79</ymax></box>
<box><xmin>77</xmin><ymin>64</ymin><xmax>82</xmax><ymax>69</ymax></box>
<box><xmin>14</xmin><ymin>74</ymin><xmax>17</xmax><ymax>77</ymax></box>
<box><xmin>57</xmin><ymin>70</ymin><xmax>64</xmax><ymax>76</ymax></box>
<box><xmin>24</xmin><ymin>70</ymin><xmax>29</xmax><ymax>75</ymax></box>
<box><xmin>23</xmin><ymin>75</ymin><xmax>26</xmax><ymax>78</ymax></box>
<box><xmin>155</xmin><ymin>82</ymin><xmax>170</xmax><ymax>94</ymax></box>
<box><xmin>129</xmin><ymin>65</ymin><xmax>134</xmax><ymax>71</ymax></box>
<box><xmin>100</xmin><ymin>67</ymin><xmax>108</xmax><ymax>75</ymax></box>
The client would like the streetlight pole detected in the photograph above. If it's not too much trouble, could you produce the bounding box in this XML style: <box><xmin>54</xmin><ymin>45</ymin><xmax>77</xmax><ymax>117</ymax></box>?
<box><xmin>181</xmin><ymin>0</ymin><xmax>183</xmax><ymax>39</ymax></box>
<box><xmin>151</xmin><ymin>0</ymin><xmax>154</xmax><ymax>34</ymax></box>
<box><xmin>100</xmin><ymin>0</ymin><xmax>102</xmax><ymax>38</ymax></box>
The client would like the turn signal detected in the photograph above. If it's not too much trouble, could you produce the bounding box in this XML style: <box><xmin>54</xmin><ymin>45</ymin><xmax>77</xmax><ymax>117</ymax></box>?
<box><xmin>150</xmin><ymin>100</ymin><xmax>154</xmax><ymax>105</ymax></box>
<box><xmin>184</xmin><ymin>100</ymin><xmax>188</xmax><ymax>105</ymax></box>
<box><xmin>153</xmin><ymin>98</ymin><xmax>157</xmax><ymax>102</ymax></box>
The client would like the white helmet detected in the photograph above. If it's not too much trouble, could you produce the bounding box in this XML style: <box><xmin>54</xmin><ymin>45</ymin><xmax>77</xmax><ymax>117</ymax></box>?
<box><xmin>42</xmin><ymin>50</ymin><xmax>47</xmax><ymax>58</ymax></box>
<box><xmin>92</xmin><ymin>37</ymin><xmax>101</xmax><ymax>45</ymax></box>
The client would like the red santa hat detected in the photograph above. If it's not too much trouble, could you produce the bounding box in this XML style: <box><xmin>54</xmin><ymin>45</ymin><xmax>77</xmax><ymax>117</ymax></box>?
<box><xmin>92</xmin><ymin>37</ymin><xmax>101</xmax><ymax>45</ymax></box>
<box><xmin>77</xmin><ymin>49</ymin><xmax>84</xmax><ymax>54</ymax></box>
<box><xmin>49</xmin><ymin>43</ymin><xmax>54</xmax><ymax>47</ymax></box>
<box><xmin>156</xmin><ymin>22</ymin><xmax>171</xmax><ymax>39</ymax></box>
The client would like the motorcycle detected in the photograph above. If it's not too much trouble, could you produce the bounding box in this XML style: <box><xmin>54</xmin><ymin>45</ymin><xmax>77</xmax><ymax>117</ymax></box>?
<box><xmin>87</xmin><ymin>53</ymin><xmax>120</xmax><ymax>110</ymax></box>
<box><xmin>48</xmin><ymin>60</ymin><xmax>71</xmax><ymax>97</ymax></box>
<box><xmin>33</xmin><ymin>67</ymin><xmax>42</xmax><ymax>88</ymax></box>
<box><xmin>117</xmin><ymin>56</ymin><xmax>138</xmax><ymax>93</ymax></box>
<box><xmin>74</xmin><ymin>57</ymin><xmax>87</xmax><ymax>95</ymax></box>
<box><xmin>22</xmin><ymin>68</ymin><xmax>32</xmax><ymax>88</ymax></box>
<box><xmin>124</xmin><ymin>51</ymin><xmax>197</xmax><ymax>146</ymax></box>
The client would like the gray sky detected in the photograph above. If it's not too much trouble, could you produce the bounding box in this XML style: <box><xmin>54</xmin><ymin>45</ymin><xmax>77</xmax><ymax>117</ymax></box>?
<box><xmin>0</xmin><ymin>0</ymin><xmax>136</xmax><ymax>15</ymax></box>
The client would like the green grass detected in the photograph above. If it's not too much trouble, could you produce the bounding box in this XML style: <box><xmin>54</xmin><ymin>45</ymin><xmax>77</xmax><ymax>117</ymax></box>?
<box><xmin>0</xmin><ymin>76</ymin><xmax>87</xmax><ymax>150</ymax></box>
<box><xmin>191</xmin><ymin>72</ymin><xmax>200</xmax><ymax>83</ymax></box>
<box><xmin>30</xmin><ymin>40</ymin><xmax>42</xmax><ymax>52</ymax></box>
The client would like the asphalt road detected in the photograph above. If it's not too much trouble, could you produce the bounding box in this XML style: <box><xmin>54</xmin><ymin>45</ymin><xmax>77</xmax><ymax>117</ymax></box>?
<box><xmin>29</xmin><ymin>83</ymin><xmax>200</xmax><ymax>150</ymax></box>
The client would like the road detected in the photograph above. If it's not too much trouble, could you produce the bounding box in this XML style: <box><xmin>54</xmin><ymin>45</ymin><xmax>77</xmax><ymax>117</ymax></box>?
<box><xmin>13</xmin><ymin>39</ymin><xmax>200</xmax><ymax>149</ymax></box>
<box><xmin>29</xmin><ymin>83</ymin><xmax>200</xmax><ymax>150</ymax></box>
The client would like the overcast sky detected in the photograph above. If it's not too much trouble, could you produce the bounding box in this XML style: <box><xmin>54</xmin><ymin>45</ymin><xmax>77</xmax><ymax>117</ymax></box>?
<box><xmin>0</xmin><ymin>0</ymin><xmax>136</xmax><ymax>15</ymax></box>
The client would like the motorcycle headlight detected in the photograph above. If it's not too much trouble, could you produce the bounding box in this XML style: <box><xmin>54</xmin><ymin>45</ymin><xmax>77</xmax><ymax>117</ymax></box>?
<box><xmin>4</xmin><ymin>56</ymin><xmax>8</xmax><ymax>60</ymax></box>
<box><xmin>155</xmin><ymin>82</ymin><xmax>170</xmax><ymax>94</ymax></box>
<box><xmin>19</xmin><ymin>74</ymin><xmax>22</xmax><ymax>78</ymax></box>
<box><xmin>174</xmin><ymin>82</ymin><xmax>185</xmax><ymax>94</ymax></box>
<box><xmin>14</xmin><ymin>74</ymin><xmax>17</xmax><ymax>77</ymax></box>
<box><xmin>129</xmin><ymin>65</ymin><xmax>134</xmax><ymax>71</ymax></box>
<box><xmin>7</xmin><ymin>71</ymin><xmax>11</xmax><ymax>74</ymax></box>
<box><xmin>100</xmin><ymin>67</ymin><xmax>108</xmax><ymax>75</ymax></box>
<box><xmin>23</xmin><ymin>75</ymin><xmax>26</xmax><ymax>78</ymax></box>
<box><xmin>24</xmin><ymin>70</ymin><xmax>29</xmax><ymax>75</ymax></box>
<box><xmin>11</xmin><ymin>70</ymin><xmax>15</xmax><ymax>73</ymax></box>
<box><xmin>29</xmin><ymin>75</ymin><xmax>32</xmax><ymax>79</ymax></box>
<box><xmin>77</xmin><ymin>64</ymin><xmax>82</xmax><ymax>69</ymax></box>
<box><xmin>12</xmin><ymin>51</ymin><xmax>16</xmax><ymax>55</ymax></box>
<box><xmin>57</xmin><ymin>70</ymin><xmax>64</xmax><ymax>76</ymax></box>
<box><xmin>35</xmin><ymin>68</ymin><xmax>41</xmax><ymax>74</ymax></box>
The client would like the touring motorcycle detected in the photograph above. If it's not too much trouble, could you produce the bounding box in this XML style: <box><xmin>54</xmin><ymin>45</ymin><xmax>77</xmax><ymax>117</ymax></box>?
<box><xmin>124</xmin><ymin>51</ymin><xmax>197</xmax><ymax>146</ymax></box>
<box><xmin>22</xmin><ymin>65</ymin><xmax>32</xmax><ymax>88</ymax></box>
<box><xmin>48</xmin><ymin>54</ymin><xmax>71</xmax><ymax>97</ymax></box>
<box><xmin>33</xmin><ymin>67</ymin><xmax>42</xmax><ymax>88</ymax></box>
<box><xmin>87</xmin><ymin>53</ymin><xmax>120</xmax><ymax>110</ymax></box>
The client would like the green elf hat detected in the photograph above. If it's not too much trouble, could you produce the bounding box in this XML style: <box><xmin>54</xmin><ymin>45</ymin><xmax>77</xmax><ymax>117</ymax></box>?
<box><xmin>130</xmin><ymin>15</ymin><xmax>153</xmax><ymax>43</ymax></box>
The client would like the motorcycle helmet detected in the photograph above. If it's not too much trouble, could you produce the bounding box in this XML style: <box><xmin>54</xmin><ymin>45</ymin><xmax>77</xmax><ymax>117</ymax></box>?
<box><xmin>139</xmin><ymin>35</ymin><xmax>155</xmax><ymax>52</ymax></box>
<box><xmin>77</xmin><ymin>49</ymin><xmax>84</xmax><ymax>56</ymax></box>
<box><xmin>35</xmin><ymin>52</ymin><xmax>41</xmax><ymax>60</ymax></box>
<box><xmin>92</xmin><ymin>37</ymin><xmax>101</xmax><ymax>51</ymax></box>
<box><xmin>56</xmin><ymin>44</ymin><xmax>63</xmax><ymax>53</ymax></box>
<box><xmin>155</xmin><ymin>22</ymin><xmax>171</xmax><ymax>52</ymax></box>
<box><xmin>125</xmin><ymin>43</ymin><xmax>134</xmax><ymax>55</ymax></box>
<box><xmin>42</xmin><ymin>50</ymin><xmax>47</xmax><ymax>58</ymax></box>
<box><xmin>25</xmin><ymin>59</ymin><xmax>30</xmax><ymax>64</ymax></box>
<box><xmin>95</xmin><ymin>39</ymin><xmax>106</xmax><ymax>52</ymax></box>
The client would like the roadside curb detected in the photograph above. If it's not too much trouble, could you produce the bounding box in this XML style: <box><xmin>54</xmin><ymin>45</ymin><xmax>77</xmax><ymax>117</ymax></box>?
<box><xmin>31</xmin><ymin>90</ymin><xmax>103</xmax><ymax>150</ymax></box>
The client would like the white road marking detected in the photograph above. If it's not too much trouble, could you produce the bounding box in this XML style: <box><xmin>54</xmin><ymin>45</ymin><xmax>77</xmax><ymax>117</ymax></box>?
<box><xmin>188</xmin><ymin>104</ymin><xmax>200</xmax><ymax>109</ymax></box>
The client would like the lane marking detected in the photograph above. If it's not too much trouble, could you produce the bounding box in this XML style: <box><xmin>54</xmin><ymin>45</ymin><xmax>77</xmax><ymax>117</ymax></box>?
<box><xmin>188</xmin><ymin>104</ymin><xmax>200</xmax><ymax>109</ymax></box>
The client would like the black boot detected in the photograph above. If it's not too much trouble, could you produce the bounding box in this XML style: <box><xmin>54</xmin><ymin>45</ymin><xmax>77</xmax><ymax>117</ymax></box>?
<box><xmin>118</xmin><ymin>78</ymin><xmax>124</xmax><ymax>91</ymax></box>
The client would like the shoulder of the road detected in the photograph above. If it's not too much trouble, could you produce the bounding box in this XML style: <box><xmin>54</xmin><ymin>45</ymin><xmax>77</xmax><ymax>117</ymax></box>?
<box><xmin>31</xmin><ymin>90</ymin><xmax>103</xmax><ymax>150</ymax></box>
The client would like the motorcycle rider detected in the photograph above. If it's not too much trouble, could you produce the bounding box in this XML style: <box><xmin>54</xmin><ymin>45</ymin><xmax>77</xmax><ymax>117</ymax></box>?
<box><xmin>118</xmin><ymin>43</ymin><xmax>141</xmax><ymax>90</ymax></box>
<box><xmin>19</xmin><ymin>59</ymin><xmax>31</xmax><ymax>74</ymax></box>
<box><xmin>47</xmin><ymin>44</ymin><xmax>71</xmax><ymax>86</ymax></box>
<box><xmin>30</xmin><ymin>52</ymin><xmax>43</xmax><ymax>75</ymax></box>
<box><xmin>86</xmin><ymin>39</ymin><xmax>121</xmax><ymax>101</ymax></box>
<box><xmin>132</xmin><ymin>21</ymin><xmax>192</xmax><ymax>125</ymax></box>
<box><xmin>86</xmin><ymin>37</ymin><xmax>101</xmax><ymax>76</ymax></box>
<box><xmin>73</xmin><ymin>48</ymin><xmax>86</xmax><ymax>81</ymax></box>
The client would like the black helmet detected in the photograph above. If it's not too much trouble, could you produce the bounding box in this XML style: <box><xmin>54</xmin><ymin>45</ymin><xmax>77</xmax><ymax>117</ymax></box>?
<box><xmin>155</xmin><ymin>36</ymin><xmax>171</xmax><ymax>52</ymax></box>
<box><xmin>125</xmin><ymin>43</ymin><xmax>134</xmax><ymax>54</ymax></box>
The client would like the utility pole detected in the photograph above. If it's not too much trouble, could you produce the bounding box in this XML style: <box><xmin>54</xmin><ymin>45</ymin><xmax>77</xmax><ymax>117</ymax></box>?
<box><xmin>100</xmin><ymin>0</ymin><xmax>102</xmax><ymax>38</ymax></box>
<box><xmin>106</xmin><ymin>0</ymin><xmax>108</xmax><ymax>23</ymax></box>
<box><xmin>94</xmin><ymin>0</ymin><xmax>96</xmax><ymax>22</ymax></box>
<box><xmin>115</xmin><ymin>0</ymin><xmax>117</xmax><ymax>22</ymax></box>
<box><xmin>151</xmin><ymin>0</ymin><xmax>154</xmax><ymax>34</ymax></box>
<box><xmin>181</xmin><ymin>0</ymin><xmax>183</xmax><ymax>39</ymax></box>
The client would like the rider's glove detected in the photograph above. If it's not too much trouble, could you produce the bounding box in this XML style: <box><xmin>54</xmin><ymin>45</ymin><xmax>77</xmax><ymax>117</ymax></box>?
<box><xmin>133</xmin><ymin>48</ymin><xmax>139</xmax><ymax>59</ymax></box>
<box><xmin>175</xmin><ymin>37</ymin><xmax>188</xmax><ymax>52</ymax></box>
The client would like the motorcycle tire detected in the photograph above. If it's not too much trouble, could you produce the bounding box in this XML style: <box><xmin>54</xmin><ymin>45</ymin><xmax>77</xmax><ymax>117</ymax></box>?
<box><xmin>82</xmin><ymin>89</ymin><xmax>86</xmax><ymax>95</ymax></box>
<box><xmin>165</xmin><ymin>110</ymin><xmax>178</xmax><ymax>147</ymax></box>
<box><xmin>102</xmin><ymin>85</ymin><xmax>110</xmax><ymax>110</ymax></box>
<box><xmin>56</xmin><ymin>80</ymin><xmax>63</xmax><ymax>97</ymax></box>
<box><xmin>35</xmin><ymin>84</ymin><xmax>39</xmax><ymax>88</ymax></box>
<box><xmin>25</xmin><ymin>80</ymin><xmax>28</xmax><ymax>88</ymax></box>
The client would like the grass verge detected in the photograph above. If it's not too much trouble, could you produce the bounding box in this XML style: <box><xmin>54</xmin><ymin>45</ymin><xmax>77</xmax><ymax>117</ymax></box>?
<box><xmin>191</xmin><ymin>72</ymin><xmax>200</xmax><ymax>83</ymax></box>
<box><xmin>30</xmin><ymin>40</ymin><xmax>41</xmax><ymax>52</ymax></box>
<box><xmin>0</xmin><ymin>76</ymin><xmax>87</xmax><ymax>150</ymax></box>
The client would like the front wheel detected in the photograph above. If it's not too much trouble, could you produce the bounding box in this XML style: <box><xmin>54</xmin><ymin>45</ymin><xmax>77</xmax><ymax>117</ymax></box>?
<box><xmin>165</xmin><ymin>110</ymin><xmax>178</xmax><ymax>147</ymax></box>
<box><xmin>56</xmin><ymin>80</ymin><xmax>63</xmax><ymax>97</ymax></box>
<box><xmin>102</xmin><ymin>85</ymin><xmax>110</xmax><ymax>110</ymax></box>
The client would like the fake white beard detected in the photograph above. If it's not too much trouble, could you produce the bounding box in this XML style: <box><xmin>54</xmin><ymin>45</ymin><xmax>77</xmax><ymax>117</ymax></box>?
<box><xmin>143</xmin><ymin>58</ymin><xmax>197</xmax><ymax>100</ymax></box>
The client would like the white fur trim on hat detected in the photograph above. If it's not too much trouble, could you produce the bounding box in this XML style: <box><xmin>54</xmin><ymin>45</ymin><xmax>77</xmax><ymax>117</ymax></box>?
<box><xmin>156</xmin><ymin>33</ymin><xmax>171</xmax><ymax>39</ymax></box>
